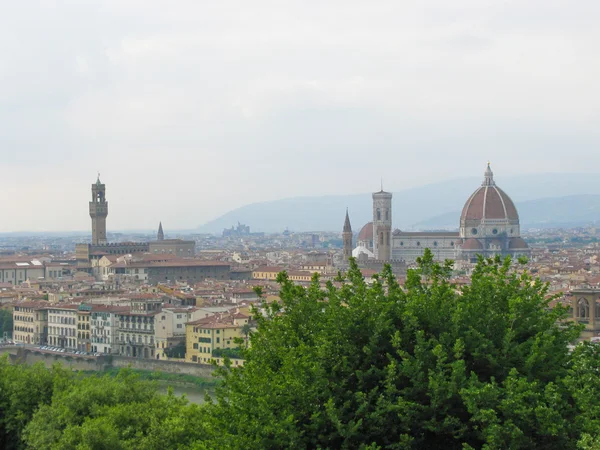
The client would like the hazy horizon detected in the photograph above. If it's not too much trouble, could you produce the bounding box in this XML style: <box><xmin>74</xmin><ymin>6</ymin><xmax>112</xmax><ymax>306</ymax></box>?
<box><xmin>2</xmin><ymin>1</ymin><xmax>599</xmax><ymax>232</ymax></box>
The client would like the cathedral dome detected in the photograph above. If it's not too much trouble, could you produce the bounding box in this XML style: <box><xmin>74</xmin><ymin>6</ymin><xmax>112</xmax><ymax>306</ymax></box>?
<box><xmin>508</xmin><ymin>237</ymin><xmax>528</xmax><ymax>249</ymax></box>
<box><xmin>357</xmin><ymin>222</ymin><xmax>373</xmax><ymax>242</ymax></box>
<box><xmin>461</xmin><ymin>238</ymin><xmax>484</xmax><ymax>250</ymax></box>
<box><xmin>460</xmin><ymin>164</ymin><xmax>519</xmax><ymax>222</ymax></box>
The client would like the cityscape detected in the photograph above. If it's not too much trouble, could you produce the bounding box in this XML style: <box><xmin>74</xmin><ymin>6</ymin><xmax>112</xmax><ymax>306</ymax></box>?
<box><xmin>2</xmin><ymin>1</ymin><xmax>600</xmax><ymax>448</ymax></box>
<box><xmin>2</xmin><ymin>164</ymin><xmax>600</xmax><ymax>361</ymax></box>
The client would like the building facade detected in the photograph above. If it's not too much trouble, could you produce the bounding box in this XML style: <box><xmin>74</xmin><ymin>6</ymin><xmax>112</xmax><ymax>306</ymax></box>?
<box><xmin>76</xmin><ymin>305</ymin><xmax>92</xmax><ymax>352</ymax></box>
<box><xmin>185</xmin><ymin>312</ymin><xmax>249</xmax><ymax>365</ymax></box>
<box><xmin>155</xmin><ymin>307</ymin><xmax>194</xmax><ymax>359</ymax></box>
<box><xmin>116</xmin><ymin>300</ymin><xmax>161</xmax><ymax>358</ymax></box>
<box><xmin>47</xmin><ymin>305</ymin><xmax>79</xmax><ymax>350</ymax></box>
<box><xmin>148</xmin><ymin>239</ymin><xmax>195</xmax><ymax>256</ymax></box>
<box><xmin>0</xmin><ymin>261</ymin><xmax>45</xmax><ymax>285</ymax></box>
<box><xmin>13</xmin><ymin>302</ymin><xmax>48</xmax><ymax>344</ymax></box>
<box><xmin>90</xmin><ymin>306</ymin><xmax>125</xmax><ymax>354</ymax></box>
<box><xmin>108</xmin><ymin>260</ymin><xmax>230</xmax><ymax>284</ymax></box>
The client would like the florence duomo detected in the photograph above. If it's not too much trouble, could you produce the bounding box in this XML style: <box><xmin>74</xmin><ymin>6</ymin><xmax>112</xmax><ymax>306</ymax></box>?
<box><xmin>343</xmin><ymin>163</ymin><xmax>531</xmax><ymax>265</ymax></box>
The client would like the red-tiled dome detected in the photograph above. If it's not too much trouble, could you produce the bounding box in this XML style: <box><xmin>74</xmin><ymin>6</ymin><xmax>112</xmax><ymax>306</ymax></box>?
<box><xmin>357</xmin><ymin>222</ymin><xmax>373</xmax><ymax>242</ymax></box>
<box><xmin>461</xmin><ymin>164</ymin><xmax>519</xmax><ymax>222</ymax></box>
<box><xmin>508</xmin><ymin>237</ymin><xmax>528</xmax><ymax>249</ymax></box>
<box><xmin>461</xmin><ymin>238</ymin><xmax>484</xmax><ymax>250</ymax></box>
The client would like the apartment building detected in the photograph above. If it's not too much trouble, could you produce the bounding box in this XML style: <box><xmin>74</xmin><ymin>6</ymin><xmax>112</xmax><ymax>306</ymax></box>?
<box><xmin>47</xmin><ymin>305</ymin><xmax>79</xmax><ymax>350</ymax></box>
<box><xmin>185</xmin><ymin>312</ymin><xmax>250</xmax><ymax>365</ymax></box>
<box><xmin>12</xmin><ymin>301</ymin><xmax>48</xmax><ymax>344</ymax></box>
<box><xmin>77</xmin><ymin>305</ymin><xmax>92</xmax><ymax>352</ymax></box>
<box><xmin>90</xmin><ymin>305</ymin><xmax>128</xmax><ymax>354</ymax></box>
<box><xmin>116</xmin><ymin>300</ymin><xmax>161</xmax><ymax>358</ymax></box>
<box><xmin>155</xmin><ymin>307</ymin><xmax>196</xmax><ymax>359</ymax></box>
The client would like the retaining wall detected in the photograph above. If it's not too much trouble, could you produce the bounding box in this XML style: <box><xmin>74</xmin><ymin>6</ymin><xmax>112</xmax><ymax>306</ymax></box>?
<box><xmin>0</xmin><ymin>347</ymin><xmax>215</xmax><ymax>378</ymax></box>
<box><xmin>111</xmin><ymin>355</ymin><xmax>215</xmax><ymax>378</ymax></box>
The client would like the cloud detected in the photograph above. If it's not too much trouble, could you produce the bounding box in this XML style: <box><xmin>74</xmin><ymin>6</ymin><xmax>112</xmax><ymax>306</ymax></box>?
<box><xmin>0</xmin><ymin>0</ymin><xmax>598</xmax><ymax>231</ymax></box>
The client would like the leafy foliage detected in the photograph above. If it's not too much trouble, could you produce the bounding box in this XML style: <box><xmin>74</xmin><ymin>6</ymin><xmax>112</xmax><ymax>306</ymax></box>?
<box><xmin>0</xmin><ymin>308</ymin><xmax>13</xmax><ymax>339</ymax></box>
<box><xmin>205</xmin><ymin>250</ymin><xmax>586</xmax><ymax>449</ymax></box>
<box><xmin>23</xmin><ymin>370</ymin><xmax>207</xmax><ymax>449</ymax></box>
<box><xmin>212</xmin><ymin>347</ymin><xmax>244</xmax><ymax>359</ymax></box>
<box><xmin>0</xmin><ymin>358</ymin><xmax>70</xmax><ymax>449</ymax></box>
<box><xmin>164</xmin><ymin>341</ymin><xmax>186</xmax><ymax>359</ymax></box>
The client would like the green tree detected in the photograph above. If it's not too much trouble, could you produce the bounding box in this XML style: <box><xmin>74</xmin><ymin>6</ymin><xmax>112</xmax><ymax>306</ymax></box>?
<box><xmin>201</xmin><ymin>250</ymin><xmax>583</xmax><ymax>449</ymax></box>
<box><xmin>0</xmin><ymin>357</ymin><xmax>71</xmax><ymax>449</ymax></box>
<box><xmin>240</xmin><ymin>323</ymin><xmax>252</xmax><ymax>347</ymax></box>
<box><xmin>0</xmin><ymin>308</ymin><xmax>13</xmax><ymax>339</ymax></box>
<box><xmin>164</xmin><ymin>341</ymin><xmax>186</xmax><ymax>359</ymax></box>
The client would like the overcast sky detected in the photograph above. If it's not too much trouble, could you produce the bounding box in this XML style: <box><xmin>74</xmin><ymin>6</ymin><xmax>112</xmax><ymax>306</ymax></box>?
<box><xmin>0</xmin><ymin>0</ymin><xmax>598</xmax><ymax>232</ymax></box>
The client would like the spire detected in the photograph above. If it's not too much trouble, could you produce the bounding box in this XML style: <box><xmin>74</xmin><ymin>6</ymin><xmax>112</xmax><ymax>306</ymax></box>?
<box><xmin>157</xmin><ymin>222</ymin><xmax>164</xmax><ymax>241</ymax></box>
<box><xmin>482</xmin><ymin>162</ymin><xmax>495</xmax><ymax>186</ymax></box>
<box><xmin>343</xmin><ymin>208</ymin><xmax>352</xmax><ymax>233</ymax></box>
<box><xmin>96</xmin><ymin>172</ymin><xmax>102</xmax><ymax>185</ymax></box>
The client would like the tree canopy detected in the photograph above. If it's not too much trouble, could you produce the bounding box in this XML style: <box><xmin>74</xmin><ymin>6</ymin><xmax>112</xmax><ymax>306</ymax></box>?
<box><xmin>2</xmin><ymin>250</ymin><xmax>600</xmax><ymax>449</ymax></box>
<box><xmin>204</xmin><ymin>250</ymin><xmax>592</xmax><ymax>449</ymax></box>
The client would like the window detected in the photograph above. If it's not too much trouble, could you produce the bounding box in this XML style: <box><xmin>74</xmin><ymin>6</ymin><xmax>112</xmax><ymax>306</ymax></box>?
<box><xmin>176</xmin><ymin>324</ymin><xmax>182</xmax><ymax>329</ymax></box>
<box><xmin>492</xmin><ymin>228</ymin><xmax>498</xmax><ymax>235</ymax></box>
<box><xmin>471</xmin><ymin>228</ymin><xmax>478</xmax><ymax>235</ymax></box>
<box><xmin>416</xmin><ymin>242</ymin><xmax>420</xmax><ymax>246</ymax></box>
<box><xmin>433</xmin><ymin>241</ymin><xmax>438</xmax><ymax>247</ymax></box>
<box><xmin>216</xmin><ymin>337</ymin><xmax>220</xmax><ymax>343</ymax></box>
<box><xmin>578</xmin><ymin>298</ymin><xmax>590</xmax><ymax>318</ymax></box>
<box><xmin>376</xmin><ymin>208</ymin><xmax>381</xmax><ymax>220</ymax></box>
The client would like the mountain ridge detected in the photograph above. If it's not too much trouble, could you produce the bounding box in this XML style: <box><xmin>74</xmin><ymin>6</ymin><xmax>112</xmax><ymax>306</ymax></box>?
<box><xmin>198</xmin><ymin>173</ymin><xmax>600</xmax><ymax>233</ymax></box>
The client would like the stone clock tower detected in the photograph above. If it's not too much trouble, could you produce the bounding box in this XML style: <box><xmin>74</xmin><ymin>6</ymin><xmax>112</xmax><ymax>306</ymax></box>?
<box><xmin>372</xmin><ymin>188</ymin><xmax>392</xmax><ymax>262</ymax></box>
<box><xmin>89</xmin><ymin>174</ymin><xmax>108</xmax><ymax>245</ymax></box>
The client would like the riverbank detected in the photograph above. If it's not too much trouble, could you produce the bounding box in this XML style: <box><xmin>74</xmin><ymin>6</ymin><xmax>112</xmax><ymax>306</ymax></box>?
<box><xmin>89</xmin><ymin>367</ymin><xmax>219</xmax><ymax>388</ymax></box>
<box><xmin>79</xmin><ymin>367</ymin><xmax>219</xmax><ymax>404</ymax></box>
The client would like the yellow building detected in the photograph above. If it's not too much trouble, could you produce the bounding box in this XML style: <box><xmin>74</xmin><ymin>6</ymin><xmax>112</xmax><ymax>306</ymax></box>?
<box><xmin>77</xmin><ymin>305</ymin><xmax>92</xmax><ymax>352</ymax></box>
<box><xmin>286</xmin><ymin>271</ymin><xmax>314</xmax><ymax>282</ymax></box>
<box><xmin>185</xmin><ymin>312</ymin><xmax>250</xmax><ymax>366</ymax></box>
<box><xmin>252</xmin><ymin>266</ymin><xmax>283</xmax><ymax>281</ymax></box>
<box><xmin>252</xmin><ymin>266</ymin><xmax>313</xmax><ymax>282</ymax></box>
<box><xmin>13</xmin><ymin>301</ymin><xmax>48</xmax><ymax>344</ymax></box>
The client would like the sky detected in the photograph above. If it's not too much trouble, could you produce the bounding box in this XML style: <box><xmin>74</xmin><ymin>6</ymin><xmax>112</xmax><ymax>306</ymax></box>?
<box><xmin>0</xmin><ymin>0</ymin><xmax>599</xmax><ymax>232</ymax></box>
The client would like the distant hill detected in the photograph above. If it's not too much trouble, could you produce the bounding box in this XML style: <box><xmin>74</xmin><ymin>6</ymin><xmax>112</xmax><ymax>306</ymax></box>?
<box><xmin>415</xmin><ymin>194</ymin><xmax>600</xmax><ymax>230</ymax></box>
<box><xmin>198</xmin><ymin>173</ymin><xmax>600</xmax><ymax>233</ymax></box>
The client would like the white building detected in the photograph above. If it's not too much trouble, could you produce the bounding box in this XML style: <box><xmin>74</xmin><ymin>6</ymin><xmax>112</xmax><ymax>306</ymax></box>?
<box><xmin>90</xmin><ymin>305</ymin><xmax>127</xmax><ymax>354</ymax></box>
<box><xmin>47</xmin><ymin>305</ymin><xmax>79</xmax><ymax>350</ymax></box>
<box><xmin>116</xmin><ymin>300</ymin><xmax>161</xmax><ymax>359</ymax></box>
<box><xmin>0</xmin><ymin>260</ymin><xmax>45</xmax><ymax>285</ymax></box>
<box><xmin>155</xmin><ymin>307</ymin><xmax>196</xmax><ymax>359</ymax></box>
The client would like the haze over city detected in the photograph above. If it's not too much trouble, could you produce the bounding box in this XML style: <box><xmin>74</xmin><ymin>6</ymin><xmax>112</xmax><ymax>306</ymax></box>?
<box><xmin>1</xmin><ymin>0</ymin><xmax>599</xmax><ymax>232</ymax></box>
